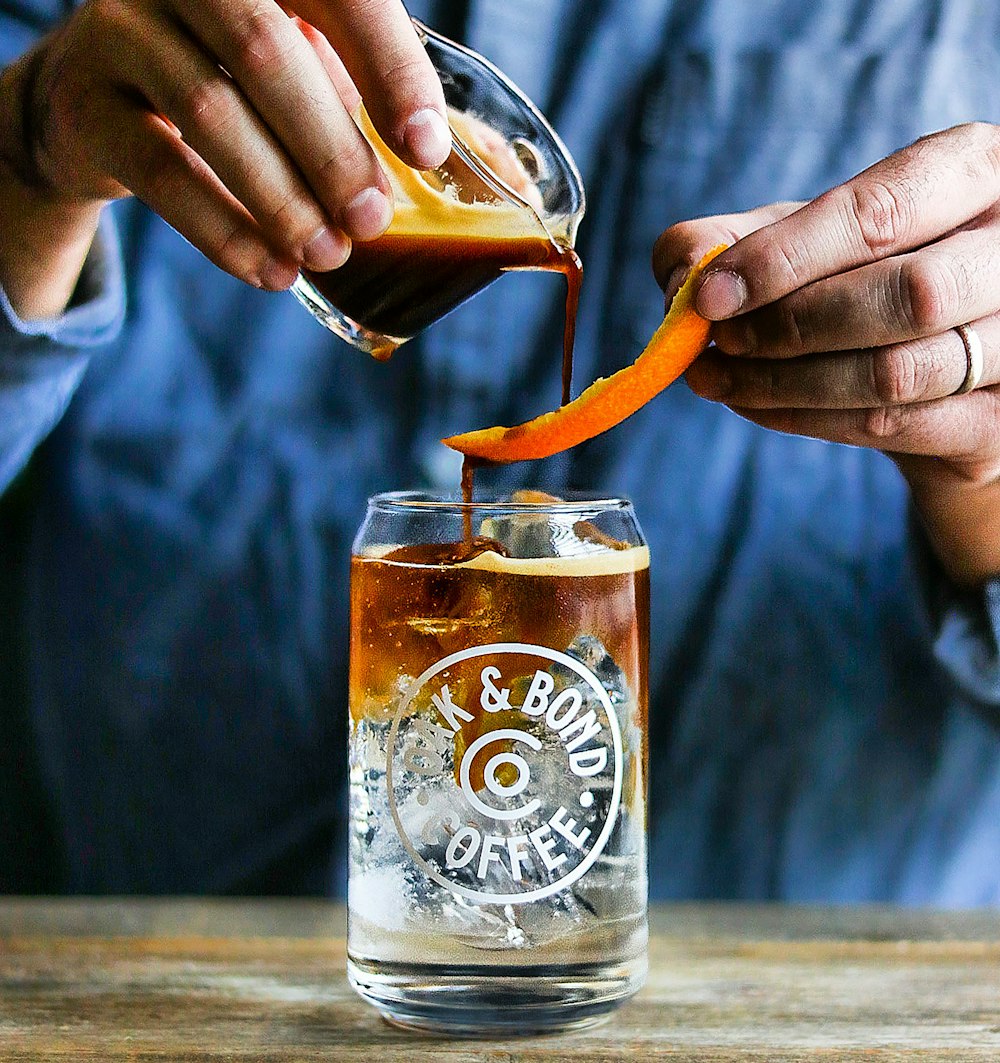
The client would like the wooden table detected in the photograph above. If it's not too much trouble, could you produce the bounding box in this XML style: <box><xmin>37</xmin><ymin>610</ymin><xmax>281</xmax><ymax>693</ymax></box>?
<box><xmin>1</xmin><ymin>900</ymin><xmax>999</xmax><ymax>1061</ymax></box>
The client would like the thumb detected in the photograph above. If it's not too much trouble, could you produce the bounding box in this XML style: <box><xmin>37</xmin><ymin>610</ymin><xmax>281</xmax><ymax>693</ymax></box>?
<box><xmin>653</xmin><ymin>201</ymin><xmax>803</xmax><ymax>305</ymax></box>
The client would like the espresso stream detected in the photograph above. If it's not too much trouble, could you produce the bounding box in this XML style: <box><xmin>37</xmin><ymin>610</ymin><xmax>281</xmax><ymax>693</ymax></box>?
<box><xmin>311</xmin><ymin>108</ymin><xmax>584</xmax><ymax>534</ymax></box>
<box><xmin>459</xmin><ymin>241</ymin><xmax>582</xmax><ymax>539</ymax></box>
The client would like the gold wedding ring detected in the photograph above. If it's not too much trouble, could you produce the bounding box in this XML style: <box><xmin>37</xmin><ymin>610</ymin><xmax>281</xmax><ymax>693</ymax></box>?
<box><xmin>953</xmin><ymin>323</ymin><xmax>984</xmax><ymax>395</ymax></box>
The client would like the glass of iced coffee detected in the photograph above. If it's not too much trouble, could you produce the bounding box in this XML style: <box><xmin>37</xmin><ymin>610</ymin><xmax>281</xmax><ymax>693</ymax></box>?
<box><xmin>348</xmin><ymin>491</ymin><xmax>649</xmax><ymax>1034</ymax></box>
<box><xmin>292</xmin><ymin>20</ymin><xmax>585</xmax><ymax>361</ymax></box>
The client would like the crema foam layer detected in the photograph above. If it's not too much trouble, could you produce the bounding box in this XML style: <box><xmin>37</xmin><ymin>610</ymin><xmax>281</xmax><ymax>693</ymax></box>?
<box><xmin>358</xmin><ymin>106</ymin><xmax>549</xmax><ymax>240</ymax></box>
<box><xmin>362</xmin><ymin>545</ymin><xmax>650</xmax><ymax>577</ymax></box>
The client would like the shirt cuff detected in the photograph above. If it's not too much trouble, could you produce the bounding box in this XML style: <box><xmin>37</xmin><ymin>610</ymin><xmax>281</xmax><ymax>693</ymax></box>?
<box><xmin>0</xmin><ymin>208</ymin><xmax>125</xmax><ymax>346</ymax></box>
<box><xmin>910</xmin><ymin>508</ymin><xmax>1000</xmax><ymax>707</ymax></box>
<box><xmin>0</xmin><ymin>210</ymin><xmax>125</xmax><ymax>490</ymax></box>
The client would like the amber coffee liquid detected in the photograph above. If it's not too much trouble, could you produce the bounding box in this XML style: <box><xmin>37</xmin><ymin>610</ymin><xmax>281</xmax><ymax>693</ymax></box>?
<box><xmin>348</xmin><ymin>542</ymin><xmax>649</xmax><ymax>1033</ymax></box>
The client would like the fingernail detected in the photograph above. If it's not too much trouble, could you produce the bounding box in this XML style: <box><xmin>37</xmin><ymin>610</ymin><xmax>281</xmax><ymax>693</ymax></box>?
<box><xmin>258</xmin><ymin>257</ymin><xmax>299</xmax><ymax>291</ymax></box>
<box><xmin>714</xmin><ymin>319</ymin><xmax>756</xmax><ymax>355</ymax></box>
<box><xmin>343</xmin><ymin>187</ymin><xmax>393</xmax><ymax>242</ymax></box>
<box><xmin>697</xmin><ymin>270</ymin><xmax>747</xmax><ymax>320</ymax></box>
<box><xmin>303</xmin><ymin>226</ymin><xmax>350</xmax><ymax>271</ymax></box>
<box><xmin>664</xmin><ymin>265</ymin><xmax>690</xmax><ymax>307</ymax></box>
<box><xmin>403</xmin><ymin>108</ymin><xmax>452</xmax><ymax>169</ymax></box>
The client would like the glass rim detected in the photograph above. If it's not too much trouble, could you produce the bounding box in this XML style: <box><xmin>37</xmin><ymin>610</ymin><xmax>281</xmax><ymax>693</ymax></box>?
<box><xmin>367</xmin><ymin>490</ymin><xmax>635</xmax><ymax>515</ymax></box>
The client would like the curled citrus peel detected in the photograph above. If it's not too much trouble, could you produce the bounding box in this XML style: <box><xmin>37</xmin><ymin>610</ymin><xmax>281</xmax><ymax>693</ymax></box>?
<box><xmin>442</xmin><ymin>244</ymin><xmax>727</xmax><ymax>462</ymax></box>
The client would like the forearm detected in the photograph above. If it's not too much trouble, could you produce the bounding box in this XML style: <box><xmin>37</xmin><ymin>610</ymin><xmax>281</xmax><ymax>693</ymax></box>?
<box><xmin>0</xmin><ymin>47</ymin><xmax>104</xmax><ymax>319</ymax></box>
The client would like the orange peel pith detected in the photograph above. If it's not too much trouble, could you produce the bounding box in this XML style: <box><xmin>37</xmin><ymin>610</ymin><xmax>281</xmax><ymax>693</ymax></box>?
<box><xmin>442</xmin><ymin>244</ymin><xmax>727</xmax><ymax>462</ymax></box>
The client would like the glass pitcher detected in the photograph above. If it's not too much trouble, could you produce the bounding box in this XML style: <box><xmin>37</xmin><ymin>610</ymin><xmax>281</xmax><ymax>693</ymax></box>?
<box><xmin>291</xmin><ymin>19</ymin><xmax>586</xmax><ymax>360</ymax></box>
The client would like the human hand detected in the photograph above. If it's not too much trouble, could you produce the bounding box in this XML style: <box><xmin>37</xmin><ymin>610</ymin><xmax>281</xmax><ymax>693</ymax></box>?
<box><xmin>652</xmin><ymin>123</ymin><xmax>1000</xmax><ymax>585</ymax></box>
<box><xmin>0</xmin><ymin>0</ymin><xmax>450</xmax><ymax>291</ymax></box>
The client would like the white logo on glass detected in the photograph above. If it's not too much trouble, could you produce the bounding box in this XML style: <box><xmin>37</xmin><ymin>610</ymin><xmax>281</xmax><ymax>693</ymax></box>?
<box><xmin>387</xmin><ymin>643</ymin><xmax>624</xmax><ymax>904</ymax></box>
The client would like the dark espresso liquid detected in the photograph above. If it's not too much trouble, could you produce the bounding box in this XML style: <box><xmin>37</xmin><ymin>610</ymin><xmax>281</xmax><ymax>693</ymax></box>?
<box><xmin>559</xmin><ymin>246</ymin><xmax>582</xmax><ymax>408</ymax></box>
<box><xmin>302</xmin><ymin>235</ymin><xmax>581</xmax><ymax>362</ymax></box>
<box><xmin>461</xmin><ymin>456</ymin><xmax>477</xmax><ymax>543</ymax></box>
<box><xmin>457</xmin><ymin>241</ymin><xmax>582</xmax><ymax>526</ymax></box>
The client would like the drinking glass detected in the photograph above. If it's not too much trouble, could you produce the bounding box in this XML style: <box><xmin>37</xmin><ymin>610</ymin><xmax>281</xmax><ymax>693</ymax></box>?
<box><xmin>347</xmin><ymin>492</ymin><xmax>648</xmax><ymax>1034</ymax></box>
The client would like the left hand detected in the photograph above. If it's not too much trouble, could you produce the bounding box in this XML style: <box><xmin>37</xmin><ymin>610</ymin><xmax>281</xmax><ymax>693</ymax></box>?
<box><xmin>652</xmin><ymin>122</ymin><xmax>1000</xmax><ymax>586</ymax></box>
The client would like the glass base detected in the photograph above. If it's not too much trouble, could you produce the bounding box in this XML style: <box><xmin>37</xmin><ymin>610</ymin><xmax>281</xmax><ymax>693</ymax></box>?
<box><xmin>290</xmin><ymin>274</ymin><xmax>406</xmax><ymax>361</ymax></box>
<box><xmin>348</xmin><ymin>954</ymin><xmax>647</xmax><ymax>1036</ymax></box>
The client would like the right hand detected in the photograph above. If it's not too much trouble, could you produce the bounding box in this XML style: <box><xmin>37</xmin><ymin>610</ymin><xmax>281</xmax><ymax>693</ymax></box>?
<box><xmin>0</xmin><ymin>0</ymin><xmax>450</xmax><ymax>290</ymax></box>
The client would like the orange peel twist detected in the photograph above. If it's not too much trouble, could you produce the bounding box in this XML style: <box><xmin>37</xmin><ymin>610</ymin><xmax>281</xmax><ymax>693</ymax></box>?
<box><xmin>443</xmin><ymin>245</ymin><xmax>727</xmax><ymax>462</ymax></box>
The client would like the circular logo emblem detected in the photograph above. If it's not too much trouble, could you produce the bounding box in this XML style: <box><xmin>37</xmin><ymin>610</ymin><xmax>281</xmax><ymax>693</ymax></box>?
<box><xmin>387</xmin><ymin>642</ymin><xmax>623</xmax><ymax>904</ymax></box>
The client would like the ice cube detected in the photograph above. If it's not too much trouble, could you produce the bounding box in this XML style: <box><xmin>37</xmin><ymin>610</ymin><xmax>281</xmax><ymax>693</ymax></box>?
<box><xmin>478</xmin><ymin>490</ymin><xmax>623</xmax><ymax>559</ymax></box>
<box><xmin>350</xmin><ymin>634</ymin><xmax>643</xmax><ymax>952</ymax></box>
<box><xmin>349</xmin><ymin>865</ymin><xmax>410</xmax><ymax>931</ymax></box>
<box><xmin>563</xmin><ymin>634</ymin><xmax>630</xmax><ymax>706</ymax></box>
<box><xmin>480</xmin><ymin>510</ymin><xmax>615</xmax><ymax>559</ymax></box>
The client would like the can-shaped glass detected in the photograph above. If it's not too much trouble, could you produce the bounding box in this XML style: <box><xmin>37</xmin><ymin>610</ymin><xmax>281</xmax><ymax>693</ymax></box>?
<box><xmin>347</xmin><ymin>491</ymin><xmax>649</xmax><ymax>1034</ymax></box>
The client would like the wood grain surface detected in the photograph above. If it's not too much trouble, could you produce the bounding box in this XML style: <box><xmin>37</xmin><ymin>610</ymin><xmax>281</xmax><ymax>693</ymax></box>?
<box><xmin>0</xmin><ymin>899</ymin><xmax>998</xmax><ymax>1061</ymax></box>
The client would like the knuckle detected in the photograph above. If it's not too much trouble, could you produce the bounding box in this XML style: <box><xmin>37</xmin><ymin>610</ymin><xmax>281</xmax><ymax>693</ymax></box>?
<box><xmin>653</xmin><ymin>222</ymin><xmax>698</xmax><ymax>261</ymax></box>
<box><xmin>862</xmin><ymin>402</ymin><xmax>909</xmax><ymax>442</ymax></box>
<box><xmin>959</xmin><ymin>119</ymin><xmax>999</xmax><ymax>148</ymax></box>
<box><xmin>772</xmin><ymin>299</ymin><xmax>808</xmax><ymax>352</ymax></box>
<box><xmin>768</xmin><ymin>237</ymin><xmax>811</xmax><ymax>290</ymax></box>
<box><xmin>213</xmin><ymin>224</ymin><xmax>259</xmax><ymax>278</ymax></box>
<box><xmin>166</xmin><ymin>74</ymin><xmax>237</xmax><ymax>138</ymax></box>
<box><xmin>958</xmin><ymin>121</ymin><xmax>1000</xmax><ymax>179</ymax></box>
<box><xmin>652</xmin><ymin>224</ymin><xmax>708</xmax><ymax>286</ymax></box>
<box><xmin>899</xmin><ymin>254</ymin><xmax>959</xmax><ymax>334</ymax></box>
<box><xmin>849</xmin><ymin>176</ymin><xmax>915</xmax><ymax>258</ymax></box>
<box><xmin>652</xmin><ymin>214</ymin><xmax>746</xmax><ymax>277</ymax></box>
<box><xmin>88</xmin><ymin>0</ymin><xmax>131</xmax><ymax>31</ymax></box>
<box><xmin>870</xmin><ymin>345</ymin><xmax>920</xmax><ymax>406</ymax></box>
<box><xmin>651</xmin><ymin>228</ymin><xmax>675</xmax><ymax>259</ymax></box>
<box><xmin>316</xmin><ymin>136</ymin><xmax>376</xmax><ymax>188</ymax></box>
<box><xmin>261</xmin><ymin>189</ymin><xmax>319</xmax><ymax>245</ymax></box>
<box><xmin>377</xmin><ymin>51</ymin><xmax>434</xmax><ymax>100</ymax></box>
<box><xmin>231</xmin><ymin>6</ymin><xmax>296</xmax><ymax>78</ymax></box>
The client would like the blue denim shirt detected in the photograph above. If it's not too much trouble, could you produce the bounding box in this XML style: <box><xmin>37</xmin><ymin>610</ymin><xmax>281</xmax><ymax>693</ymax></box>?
<box><xmin>2</xmin><ymin>0</ymin><xmax>1000</xmax><ymax>902</ymax></box>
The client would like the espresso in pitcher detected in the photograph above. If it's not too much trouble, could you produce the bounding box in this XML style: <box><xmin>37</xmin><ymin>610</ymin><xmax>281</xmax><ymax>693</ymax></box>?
<box><xmin>300</xmin><ymin>108</ymin><xmax>582</xmax><ymax>363</ymax></box>
<box><xmin>303</xmin><ymin>232</ymin><xmax>576</xmax><ymax>351</ymax></box>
